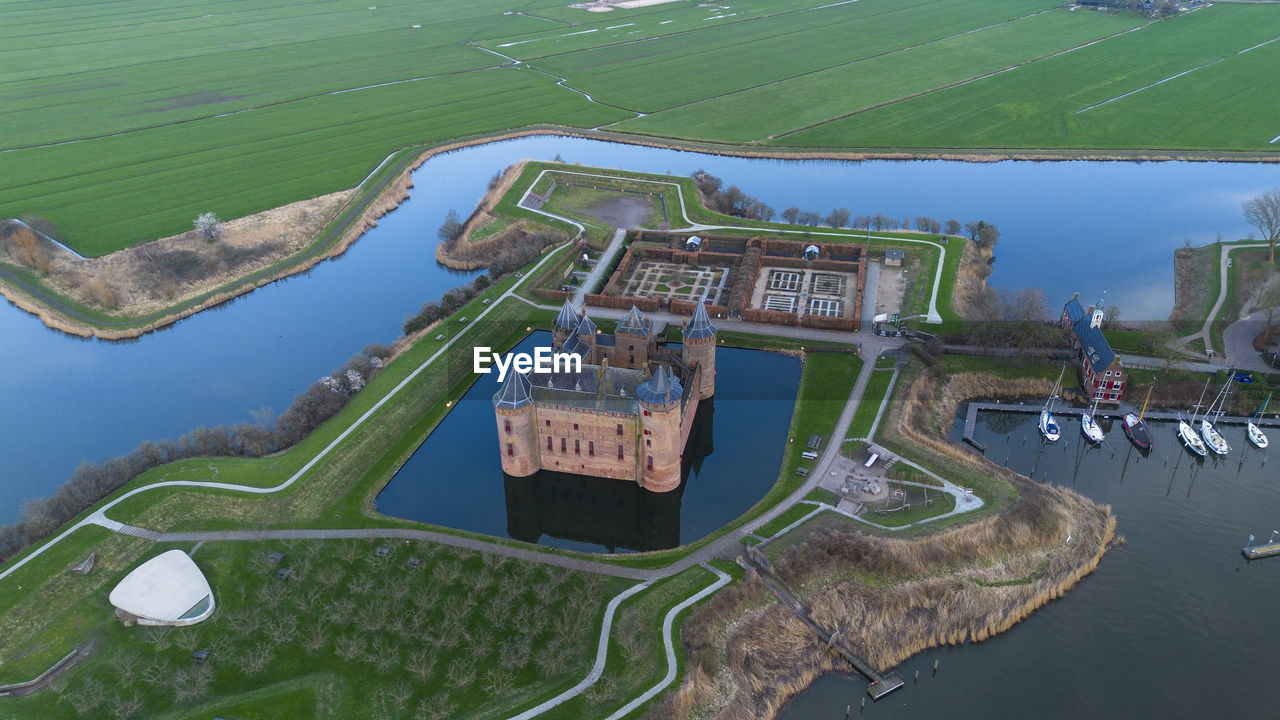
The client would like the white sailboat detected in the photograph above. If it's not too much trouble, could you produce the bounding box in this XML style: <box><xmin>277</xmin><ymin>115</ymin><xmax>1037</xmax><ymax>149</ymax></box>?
<box><xmin>1199</xmin><ymin>373</ymin><xmax>1231</xmax><ymax>456</ymax></box>
<box><xmin>1039</xmin><ymin>365</ymin><xmax>1064</xmax><ymax>442</ymax></box>
<box><xmin>1081</xmin><ymin>392</ymin><xmax>1105</xmax><ymax>445</ymax></box>
<box><xmin>1178</xmin><ymin>379</ymin><xmax>1209</xmax><ymax>457</ymax></box>
<box><xmin>1248</xmin><ymin>393</ymin><xmax>1270</xmax><ymax>450</ymax></box>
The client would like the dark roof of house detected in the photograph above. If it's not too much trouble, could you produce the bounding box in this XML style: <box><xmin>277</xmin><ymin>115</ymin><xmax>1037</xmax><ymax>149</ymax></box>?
<box><xmin>685</xmin><ymin>300</ymin><xmax>718</xmax><ymax>340</ymax></box>
<box><xmin>636</xmin><ymin>365</ymin><xmax>683</xmax><ymax>406</ymax></box>
<box><xmin>616</xmin><ymin>306</ymin><xmax>651</xmax><ymax>336</ymax></box>
<box><xmin>1063</xmin><ymin>296</ymin><xmax>1117</xmax><ymax>372</ymax></box>
<box><xmin>555</xmin><ymin>300</ymin><xmax>581</xmax><ymax>331</ymax></box>
<box><xmin>493</xmin><ymin>371</ymin><xmax>533</xmax><ymax>410</ymax></box>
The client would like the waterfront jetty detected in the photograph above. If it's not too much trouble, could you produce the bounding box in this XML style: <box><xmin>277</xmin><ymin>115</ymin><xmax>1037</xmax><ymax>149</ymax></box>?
<box><xmin>962</xmin><ymin>401</ymin><xmax>1280</xmax><ymax>449</ymax></box>
<box><xmin>739</xmin><ymin>550</ymin><xmax>905</xmax><ymax>700</ymax></box>
<box><xmin>1243</xmin><ymin>531</ymin><xmax>1280</xmax><ymax>559</ymax></box>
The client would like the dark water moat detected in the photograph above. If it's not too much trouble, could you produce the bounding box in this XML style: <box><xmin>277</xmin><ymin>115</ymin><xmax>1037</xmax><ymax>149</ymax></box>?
<box><xmin>374</xmin><ymin>332</ymin><xmax>801</xmax><ymax>553</ymax></box>
<box><xmin>781</xmin><ymin>409</ymin><xmax>1280</xmax><ymax>718</ymax></box>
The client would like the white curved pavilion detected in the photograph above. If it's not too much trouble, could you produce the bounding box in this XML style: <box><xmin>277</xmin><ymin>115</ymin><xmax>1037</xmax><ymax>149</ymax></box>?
<box><xmin>109</xmin><ymin>549</ymin><xmax>215</xmax><ymax>626</ymax></box>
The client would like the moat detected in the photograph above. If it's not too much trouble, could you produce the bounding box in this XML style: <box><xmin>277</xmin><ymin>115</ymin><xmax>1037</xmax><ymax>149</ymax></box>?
<box><xmin>375</xmin><ymin>332</ymin><xmax>802</xmax><ymax>553</ymax></box>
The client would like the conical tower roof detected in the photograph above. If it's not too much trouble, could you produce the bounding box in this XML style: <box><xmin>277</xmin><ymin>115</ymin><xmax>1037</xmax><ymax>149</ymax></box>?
<box><xmin>684</xmin><ymin>299</ymin><xmax>718</xmax><ymax>340</ymax></box>
<box><xmin>636</xmin><ymin>365</ymin><xmax>682</xmax><ymax>406</ymax></box>
<box><xmin>555</xmin><ymin>300</ymin><xmax>581</xmax><ymax>332</ymax></box>
<box><xmin>574</xmin><ymin>314</ymin><xmax>597</xmax><ymax>337</ymax></box>
<box><xmin>616</xmin><ymin>305</ymin><xmax>650</xmax><ymax>336</ymax></box>
<box><xmin>493</xmin><ymin>371</ymin><xmax>532</xmax><ymax>410</ymax></box>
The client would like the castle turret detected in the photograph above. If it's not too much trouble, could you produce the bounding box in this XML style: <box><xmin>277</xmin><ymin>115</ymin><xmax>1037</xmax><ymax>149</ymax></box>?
<box><xmin>553</xmin><ymin>300</ymin><xmax>581</xmax><ymax>349</ymax></box>
<box><xmin>615</xmin><ymin>305</ymin><xmax>653</xmax><ymax>369</ymax></box>
<box><xmin>681</xmin><ymin>300</ymin><xmax>717</xmax><ymax>400</ymax></box>
<box><xmin>493</xmin><ymin>371</ymin><xmax>538</xmax><ymax>477</ymax></box>
<box><xmin>636</xmin><ymin>366</ymin><xmax>683</xmax><ymax>493</ymax></box>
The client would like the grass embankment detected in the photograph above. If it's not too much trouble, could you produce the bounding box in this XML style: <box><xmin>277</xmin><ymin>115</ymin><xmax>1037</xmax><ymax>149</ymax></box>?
<box><xmin>652</xmin><ymin>356</ymin><xmax>1119</xmax><ymax>719</ymax></box>
<box><xmin>8</xmin><ymin>538</ymin><xmax>624</xmax><ymax>720</ymax></box>
<box><xmin>847</xmin><ymin>368</ymin><xmax>894</xmax><ymax>440</ymax></box>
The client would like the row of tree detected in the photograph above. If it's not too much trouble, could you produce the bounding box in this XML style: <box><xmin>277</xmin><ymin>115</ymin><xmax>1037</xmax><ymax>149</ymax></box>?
<box><xmin>0</xmin><ymin>343</ymin><xmax>394</xmax><ymax>564</ymax></box>
<box><xmin>692</xmin><ymin>170</ymin><xmax>776</xmax><ymax>221</ymax></box>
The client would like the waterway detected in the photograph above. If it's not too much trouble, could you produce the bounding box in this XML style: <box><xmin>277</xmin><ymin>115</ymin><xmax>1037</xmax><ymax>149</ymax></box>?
<box><xmin>374</xmin><ymin>332</ymin><xmax>801</xmax><ymax>553</ymax></box>
<box><xmin>2</xmin><ymin>134</ymin><xmax>1277</xmax><ymax>521</ymax></box>
<box><xmin>780</xmin><ymin>410</ymin><xmax>1280</xmax><ymax>718</ymax></box>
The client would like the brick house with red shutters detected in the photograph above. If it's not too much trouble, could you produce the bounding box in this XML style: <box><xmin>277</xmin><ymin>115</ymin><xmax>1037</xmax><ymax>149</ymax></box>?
<box><xmin>1062</xmin><ymin>295</ymin><xmax>1126</xmax><ymax>404</ymax></box>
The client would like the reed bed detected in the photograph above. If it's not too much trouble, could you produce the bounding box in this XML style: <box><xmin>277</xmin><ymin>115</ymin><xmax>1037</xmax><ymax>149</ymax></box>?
<box><xmin>648</xmin><ymin>368</ymin><xmax>1118</xmax><ymax>720</ymax></box>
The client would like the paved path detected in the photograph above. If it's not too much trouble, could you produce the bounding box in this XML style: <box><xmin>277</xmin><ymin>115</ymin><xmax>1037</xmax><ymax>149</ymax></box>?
<box><xmin>1178</xmin><ymin>242</ymin><xmax>1268</xmax><ymax>358</ymax></box>
<box><xmin>574</xmin><ymin>227</ymin><xmax>626</xmax><ymax>306</ymax></box>
<box><xmin>1222</xmin><ymin>293</ymin><xmax>1277</xmax><ymax>373</ymax></box>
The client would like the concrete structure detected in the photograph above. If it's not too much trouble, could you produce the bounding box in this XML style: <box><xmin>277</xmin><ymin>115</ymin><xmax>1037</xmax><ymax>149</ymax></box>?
<box><xmin>108</xmin><ymin>550</ymin><xmax>215</xmax><ymax>626</ymax></box>
<box><xmin>884</xmin><ymin>249</ymin><xmax>904</xmax><ymax>267</ymax></box>
<box><xmin>1062</xmin><ymin>295</ymin><xmax>1126</xmax><ymax>403</ymax></box>
<box><xmin>495</xmin><ymin>301</ymin><xmax>717</xmax><ymax>492</ymax></box>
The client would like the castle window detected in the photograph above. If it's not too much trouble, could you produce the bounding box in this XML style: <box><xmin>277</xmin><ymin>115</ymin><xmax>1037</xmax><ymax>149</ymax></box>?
<box><xmin>646</xmin><ymin>438</ymin><xmax>651</xmax><ymax>447</ymax></box>
<box><xmin>507</xmin><ymin>443</ymin><xmax>513</xmax><ymax>457</ymax></box>
<box><xmin>629</xmin><ymin>345</ymin><xmax>634</xmax><ymax>351</ymax></box>
<box><xmin>617</xmin><ymin>445</ymin><xmax>624</xmax><ymax>459</ymax></box>
<box><xmin>644</xmin><ymin>429</ymin><xmax>649</xmax><ymax>436</ymax></box>
<box><xmin>546</xmin><ymin>436</ymin><xmax>552</xmax><ymax>451</ymax></box>
<box><xmin>575</xmin><ymin>439</ymin><xmax>580</xmax><ymax>455</ymax></box>
<box><xmin>616</xmin><ymin>424</ymin><xmax>623</xmax><ymax>436</ymax></box>
<box><xmin>589</xmin><ymin>441</ymin><xmax>595</xmax><ymax>456</ymax></box>
<box><xmin>647</xmin><ymin>455</ymin><xmax>653</xmax><ymax>470</ymax></box>
<box><xmin>545</xmin><ymin>420</ymin><xmax>551</xmax><ymax>427</ymax></box>
<box><xmin>643</xmin><ymin>410</ymin><xmax>650</xmax><ymax>417</ymax></box>
<box><xmin>561</xmin><ymin>438</ymin><xmax>567</xmax><ymax>453</ymax></box>
<box><xmin>504</xmin><ymin>420</ymin><xmax>512</xmax><ymax>434</ymax></box>
<box><xmin>573</xmin><ymin>423</ymin><xmax>579</xmax><ymax>431</ymax></box>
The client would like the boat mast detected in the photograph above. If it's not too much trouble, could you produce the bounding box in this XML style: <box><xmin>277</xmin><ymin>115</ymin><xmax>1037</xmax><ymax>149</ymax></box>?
<box><xmin>1139</xmin><ymin>381</ymin><xmax>1155</xmax><ymax>420</ymax></box>
<box><xmin>1191</xmin><ymin>378</ymin><xmax>1210</xmax><ymax>423</ymax></box>
<box><xmin>1255</xmin><ymin>393</ymin><xmax>1272</xmax><ymax>420</ymax></box>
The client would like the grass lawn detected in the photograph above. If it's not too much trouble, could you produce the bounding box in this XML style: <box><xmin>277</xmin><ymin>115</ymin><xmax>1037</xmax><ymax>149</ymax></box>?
<box><xmin>848</xmin><ymin>369</ymin><xmax>894</xmax><ymax>440</ymax></box>
<box><xmin>757</xmin><ymin>504</ymin><xmax>822</xmax><ymax>539</ymax></box>
<box><xmin>861</xmin><ymin>483</ymin><xmax>957</xmax><ymax>528</ymax></box>
<box><xmin>7</xmin><ymin>537</ymin><xmax>624</xmax><ymax>720</ymax></box>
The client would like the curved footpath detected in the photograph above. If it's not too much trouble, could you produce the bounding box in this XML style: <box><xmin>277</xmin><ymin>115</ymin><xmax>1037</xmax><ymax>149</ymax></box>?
<box><xmin>0</xmin><ymin>174</ymin><xmax>981</xmax><ymax>718</ymax></box>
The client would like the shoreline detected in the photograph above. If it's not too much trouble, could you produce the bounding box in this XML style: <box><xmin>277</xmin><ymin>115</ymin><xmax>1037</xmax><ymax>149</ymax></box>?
<box><xmin>1</xmin><ymin>126</ymin><xmax>1275</xmax><ymax>339</ymax></box>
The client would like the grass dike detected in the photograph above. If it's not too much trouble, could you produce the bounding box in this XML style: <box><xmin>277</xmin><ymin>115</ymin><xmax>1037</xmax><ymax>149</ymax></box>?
<box><xmin>648</xmin><ymin>364</ymin><xmax>1119</xmax><ymax>720</ymax></box>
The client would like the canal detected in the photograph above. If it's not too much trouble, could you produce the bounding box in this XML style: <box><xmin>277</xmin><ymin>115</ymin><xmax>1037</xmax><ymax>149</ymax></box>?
<box><xmin>1</xmin><ymin>136</ymin><xmax>1277</xmax><ymax>521</ymax></box>
<box><xmin>780</xmin><ymin>410</ymin><xmax>1280</xmax><ymax>718</ymax></box>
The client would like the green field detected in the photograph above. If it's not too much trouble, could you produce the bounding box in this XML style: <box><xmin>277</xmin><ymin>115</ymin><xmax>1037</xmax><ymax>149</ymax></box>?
<box><xmin>1</xmin><ymin>0</ymin><xmax>1277</xmax><ymax>256</ymax></box>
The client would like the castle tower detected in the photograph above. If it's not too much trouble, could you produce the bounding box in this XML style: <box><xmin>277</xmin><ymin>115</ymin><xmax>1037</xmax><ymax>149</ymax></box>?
<box><xmin>493</xmin><ymin>371</ymin><xmax>538</xmax><ymax>477</ymax></box>
<box><xmin>636</xmin><ymin>366</ymin><xmax>683</xmax><ymax>493</ymax></box>
<box><xmin>681</xmin><ymin>300</ymin><xmax>718</xmax><ymax>400</ymax></box>
<box><xmin>573</xmin><ymin>314</ymin><xmax>598</xmax><ymax>363</ymax></box>
<box><xmin>615</xmin><ymin>305</ymin><xmax>653</xmax><ymax>369</ymax></box>
<box><xmin>552</xmin><ymin>300</ymin><xmax>581</xmax><ymax>349</ymax></box>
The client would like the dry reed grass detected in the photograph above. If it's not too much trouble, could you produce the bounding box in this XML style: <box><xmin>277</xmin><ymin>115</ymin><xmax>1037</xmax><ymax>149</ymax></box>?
<box><xmin>650</xmin><ymin>368</ymin><xmax>1118</xmax><ymax>720</ymax></box>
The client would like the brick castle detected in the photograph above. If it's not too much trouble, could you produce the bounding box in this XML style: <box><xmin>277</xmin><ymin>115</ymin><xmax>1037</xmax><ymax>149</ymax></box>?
<box><xmin>493</xmin><ymin>300</ymin><xmax>717</xmax><ymax>492</ymax></box>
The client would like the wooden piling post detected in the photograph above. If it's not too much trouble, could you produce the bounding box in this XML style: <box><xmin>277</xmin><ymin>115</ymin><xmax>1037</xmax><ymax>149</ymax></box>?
<box><xmin>932</xmin><ymin>659</ymin><xmax>939</xmax><ymax>676</ymax></box>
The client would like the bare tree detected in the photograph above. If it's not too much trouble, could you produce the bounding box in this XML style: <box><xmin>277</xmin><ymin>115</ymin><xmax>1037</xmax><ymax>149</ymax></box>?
<box><xmin>193</xmin><ymin>212</ymin><xmax>223</xmax><ymax>242</ymax></box>
<box><xmin>1001</xmin><ymin>288</ymin><xmax>1050</xmax><ymax>356</ymax></box>
<box><xmin>825</xmin><ymin>207</ymin><xmax>851</xmax><ymax>228</ymax></box>
<box><xmin>110</xmin><ymin>651</ymin><xmax>141</xmax><ymax>684</ymax></box>
<box><xmin>1243</xmin><ymin>189</ymin><xmax>1280</xmax><ymax>263</ymax></box>
<box><xmin>945</xmin><ymin>218</ymin><xmax>962</xmax><ymax>236</ymax></box>
<box><xmin>781</xmin><ymin>206</ymin><xmax>801</xmax><ymax>224</ymax></box>
<box><xmin>437</xmin><ymin>209</ymin><xmax>464</xmax><ymax>243</ymax></box>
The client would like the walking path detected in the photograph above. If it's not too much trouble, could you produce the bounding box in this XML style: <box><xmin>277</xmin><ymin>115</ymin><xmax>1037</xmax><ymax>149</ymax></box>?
<box><xmin>574</xmin><ymin>227</ymin><xmax>626</xmax><ymax>305</ymax></box>
<box><xmin>1177</xmin><ymin>242</ymin><xmax>1267</xmax><ymax>360</ymax></box>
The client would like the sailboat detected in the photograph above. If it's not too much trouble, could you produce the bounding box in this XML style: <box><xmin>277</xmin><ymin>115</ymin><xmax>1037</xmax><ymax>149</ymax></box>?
<box><xmin>1248</xmin><ymin>393</ymin><xmax>1270</xmax><ymax>449</ymax></box>
<box><xmin>1199</xmin><ymin>373</ymin><xmax>1231</xmax><ymax>456</ymax></box>
<box><xmin>1123</xmin><ymin>382</ymin><xmax>1155</xmax><ymax>451</ymax></box>
<box><xmin>1080</xmin><ymin>392</ymin><xmax>1105</xmax><ymax>445</ymax></box>
<box><xmin>1039</xmin><ymin>366</ymin><xmax>1064</xmax><ymax>442</ymax></box>
<box><xmin>1178</xmin><ymin>378</ymin><xmax>1209</xmax><ymax>457</ymax></box>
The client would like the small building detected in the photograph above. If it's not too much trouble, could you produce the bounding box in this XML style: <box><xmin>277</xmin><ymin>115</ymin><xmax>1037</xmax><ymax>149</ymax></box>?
<box><xmin>276</xmin><ymin>567</ymin><xmax>293</xmax><ymax>581</ymax></box>
<box><xmin>267</xmin><ymin>552</ymin><xmax>284</xmax><ymax>565</ymax></box>
<box><xmin>191</xmin><ymin>649</ymin><xmax>210</xmax><ymax>665</ymax></box>
<box><xmin>804</xmin><ymin>244</ymin><xmax>820</xmax><ymax>260</ymax></box>
<box><xmin>885</xmin><ymin>249</ymin><xmax>904</xmax><ymax>267</ymax></box>
<box><xmin>375</xmin><ymin>546</ymin><xmax>391</xmax><ymax>558</ymax></box>
<box><xmin>109</xmin><ymin>550</ymin><xmax>215</xmax><ymax>627</ymax></box>
<box><xmin>685</xmin><ymin>235</ymin><xmax>703</xmax><ymax>251</ymax></box>
<box><xmin>406</xmin><ymin>557</ymin><xmax>422</xmax><ymax>570</ymax></box>
<box><xmin>1061</xmin><ymin>295</ymin><xmax>1126</xmax><ymax>403</ymax></box>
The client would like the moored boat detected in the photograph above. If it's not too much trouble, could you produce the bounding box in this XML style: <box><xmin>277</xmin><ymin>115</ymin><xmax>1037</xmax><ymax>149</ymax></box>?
<box><xmin>1248</xmin><ymin>393</ymin><xmax>1270</xmax><ymax>449</ymax></box>
<box><xmin>1081</xmin><ymin>394</ymin><xmax>1105</xmax><ymax>445</ymax></box>
<box><xmin>1123</xmin><ymin>382</ymin><xmax>1155</xmax><ymax>451</ymax></box>
<box><xmin>1039</xmin><ymin>365</ymin><xmax>1065</xmax><ymax>443</ymax></box>
<box><xmin>1199</xmin><ymin>372</ymin><xmax>1232</xmax><ymax>456</ymax></box>
<box><xmin>1178</xmin><ymin>417</ymin><xmax>1207</xmax><ymax>457</ymax></box>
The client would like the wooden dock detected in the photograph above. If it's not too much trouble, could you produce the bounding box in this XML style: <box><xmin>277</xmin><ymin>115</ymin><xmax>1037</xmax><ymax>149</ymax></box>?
<box><xmin>961</xmin><ymin>401</ymin><xmax>1280</xmax><ymax>448</ymax></box>
<box><xmin>740</xmin><ymin>551</ymin><xmax>904</xmax><ymax>700</ymax></box>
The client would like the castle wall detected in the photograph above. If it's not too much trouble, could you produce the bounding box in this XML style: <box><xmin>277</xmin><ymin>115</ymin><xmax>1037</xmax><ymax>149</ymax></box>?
<box><xmin>682</xmin><ymin>336</ymin><xmax>716</xmax><ymax>399</ymax></box>
<box><xmin>641</xmin><ymin>400</ymin><xmax>682</xmax><ymax>493</ymax></box>
<box><xmin>532</xmin><ymin>404</ymin><xmax>639</xmax><ymax>481</ymax></box>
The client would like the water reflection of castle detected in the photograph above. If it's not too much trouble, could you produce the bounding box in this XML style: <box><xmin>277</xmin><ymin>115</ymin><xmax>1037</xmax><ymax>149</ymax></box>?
<box><xmin>493</xmin><ymin>300</ymin><xmax>717</xmax><ymax>493</ymax></box>
<box><xmin>504</xmin><ymin>398</ymin><xmax>716</xmax><ymax>553</ymax></box>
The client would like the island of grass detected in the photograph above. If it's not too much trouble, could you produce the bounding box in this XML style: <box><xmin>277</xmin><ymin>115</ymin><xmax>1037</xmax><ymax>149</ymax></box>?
<box><xmin>0</xmin><ymin>169</ymin><xmax>1115</xmax><ymax>719</ymax></box>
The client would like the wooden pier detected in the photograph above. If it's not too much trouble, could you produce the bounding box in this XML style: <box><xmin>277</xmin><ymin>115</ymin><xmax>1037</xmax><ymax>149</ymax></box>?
<box><xmin>961</xmin><ymin>401</ymin><xmax>1280</xmax><ymax>448</ymax></box>
<box><xmin>740</xmin><ymin>551</ymin><xmax>904</xmax><ymax>700</ymax></box>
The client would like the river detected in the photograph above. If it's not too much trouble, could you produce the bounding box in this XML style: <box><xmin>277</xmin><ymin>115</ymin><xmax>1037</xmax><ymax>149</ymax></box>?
<box><xmin>1</xmin><ymin>135</ymin><xmax>1276</xmax><ymax>523</ymax></box>
<box><xmin>780</xmin><ymin>411</ymin><xmax>1280</xmax><ymax>718</ymax></box>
